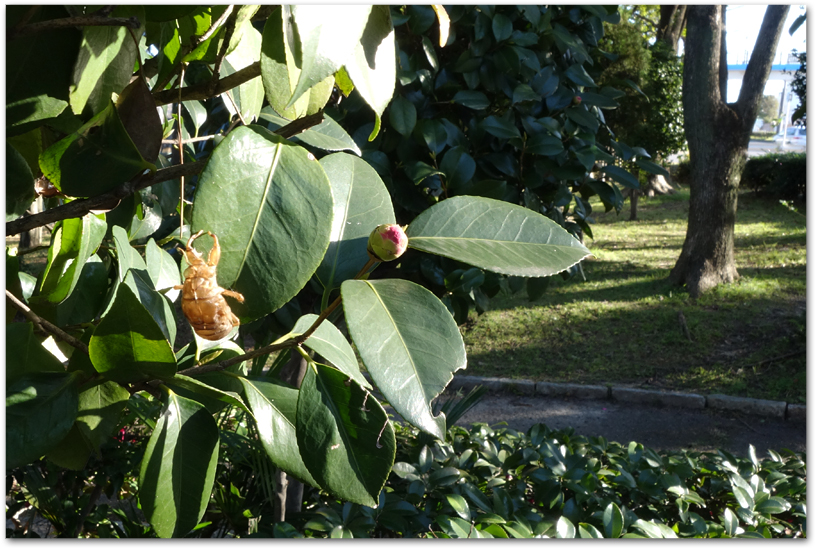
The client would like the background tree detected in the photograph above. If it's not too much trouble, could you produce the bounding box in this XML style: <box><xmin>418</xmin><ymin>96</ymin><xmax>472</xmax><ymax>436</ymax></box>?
<box><xmin>789</xmin><ymin>51</ymin><xmax>806</xmax><ymax>125</ymax></box>
<box><xmin>668</xmin><ymin>5</ymin><xmax>790</xmax><ymax>297</ymax></box>
<box><xmin>757</xmin><ymin>94</ymin><xmax>780</xmax><ymax>124</ymax></box>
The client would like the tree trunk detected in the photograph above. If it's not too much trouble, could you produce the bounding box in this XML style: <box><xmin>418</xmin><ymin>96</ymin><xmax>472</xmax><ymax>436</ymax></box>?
<box><xmin>669</xmin><ymin>5</ymin><xmax>790</xmax><ymax>298</ymax></box>
<box><xmin>629</xmin><ymin>189</ymin><xmax>638</xmax><ymax>221</ymax></box>
<box><xmin>657</xmin><ymin>5</ymin><xmax>687</xmax><ymax>53</ymax></box>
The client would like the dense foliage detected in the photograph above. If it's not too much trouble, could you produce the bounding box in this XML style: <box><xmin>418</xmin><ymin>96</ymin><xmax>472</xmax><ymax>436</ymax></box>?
<box><xmin>741</xmin><ymin>152</ymin><xmax>807</xmax><ymax>204</ymax></box>
<box><xmin>9</xmin><ymin>403</ymin><xmax>805</xmax><ymax>538</ymax></box>
<box><xmin>790</xmin><ymin>51</ymin><xmax>806</xmax><ymax>125</ymax></box>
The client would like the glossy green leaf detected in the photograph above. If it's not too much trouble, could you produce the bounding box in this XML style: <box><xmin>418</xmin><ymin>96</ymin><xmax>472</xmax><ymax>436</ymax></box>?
<box><xmin>139</xmin><ymin>389</ymin><xmax>219</xmax><ymax>538</ymax></box>
<box><xmin>6</xmin><ymin>323</ymin><xmax>64</xmax><ymax>384</ymax></box>
<box><xmin>526</xmin><ymin>134</ymin><xmax>564</xmax><ymax>156</ymax></box>
<box><xmin>632</xmin><ymin>519</ymin><xmax>663</xmax><ymax>538</ymax></box>
<box><xmin>6</xmin><ymin>143</ymin><xmax>36</xmax><ymax>221</ymax></box>
<box><xmin>440</xmin><ymin>146</ymin><xmax>476</xmax><ymax>190</ymax></box>
<box><xmin>39</xmin><ymin>100</ymin><xmax>155</xmax><ymax>198</ymax></box>
<box><xmin>222</xmin><ymin>21</ymin><xmax>263</xmax><ymax>123</ymax></box>
<box><xmin>417</xmin><ymin>119</ymin><xmax>448</xmax><ymax>155</ymax></box>
<box><xmin>406</xmin><ymin>196</ymin><xmax>591</xmax><ymax>277</ymax></box>
<box><xmin>492</xmin><ymin>13</ymin><xmax>513</xmax><ymax>41</ymax></box>
<box><xmin>341</xmin><ymin>279</ymin><xmax>466</xmax><ymax>439</ymax></box>
<box><xmin>345</xmin><ymin>5</ymin><xmax>396</xmax><ymax>138</ymax></box>
<box><xmin>578</xmin><ymin>91</ymin><xmax>618</xmax><ymax>108</ymax></box>
<box><xmin>579</xmin><ymin>523</ymin><xmax>604</xmax><ymax>538</ymax></box>
<box><xmin>89</xmin><ymin>283</ymin><xmax>177</xmax><ymax>383</ymax></box>
<box><xmin>564</xmin><ymin>64</ymin><xmax>597</xmax><ymax>87</ymax></box>
<box><xmin>603</xmin><ymin>502</ymin><xmax>624</xmax><ymax>538</ymax></box>
<box><xmin>74</xmin><ymin>380</ymin><xmax>130</xmax><ymax>451</ymax></box>
<box><xmin>296</xmin><ymin>363</ymin><xmax>396</xmax><ymax>507</ymax></box>
<box><xmin>722</xmin><ymin>507</ymin><xmax>738</xmax><ymax>537</ymax></box>
<box><xmin>556</xmin><ymin>516</ymin><xmax>576</xmax><ymax>538</ymax></box>
<box><xmin>291</xmin><ymin>314</ymin><xmax>370</xmax><ymax>389</ymax></box>
<box><xmin>288</xmin><ymin>5</ymin><xmax>372</xmax><ymax>108</ymax></box>
<box><xmin>69</xmin><ymin>6</ymin><xmax>144</xmax><ymax>116</ymax></box>
<box><xmin>755</xmin><ymin>496</ymin><xmax>789</xmax><ymax>514</ymax></box>
<box><xmin>7</xmin><ymin>372</ymin><xmax>81</xmax><ymax>469</ymax></box>
<box><xmin>145</xmin><ymin>238</ymin><xmax>181</xmax><ymax>302</ymax></box>
<box><xmin>452</xmin><ymin>90</ymin><xmax>490</xmax><ymax>110</ymax></box>
<box><xmin>565</xmin><ymin>106</ymin><xmax>600</xmax><ymax>132</ymax></box>
<box><xmin>446</xmin><ymin>493</ymin><xmax>471</xmax><ymax>521</ymax></box>
<box><xmin>389</xmin><ymin>96</ymin><xmax>417</xmax><ymax>136</ymax></box>
<box><xmin>315</xmin><ymin>153</ymin><xmax>395</xmax><ymax>291</ymax></box>
<box><xmin>481</xmin><ymin>115</ymin><xmax>521</xmax><ymax>139</ymax></box>
<box><xmin>602</xmin><ymin>165</ymin><xmax>640</xmax><ymax>189</ymax></box>
<box><xmin>122</xmin><ymin>269</ymin><xmax>177</xmax><ymax>347</ymax></box>
<box><xmin>190</xmin><ymin>125</ymin><xmax>334</xmax><ymax>322</ymax></box>
<box><xmin>437</xmin><ymin>515</ymin><xmax>472</xmax><ymax>538</ymax></box>
<box><xmin>39</xmin><ymin>213</ymin><xmax>106</xmax><ymax>303</ymax></box>
<box><xmin>46</xmin><ymin>423</ymin><xmax>92</xmax><ymax>471</ymax></box>
<box><xmin>512</xmin><ymin>84</ymin><xmax>540</xmax><ymax>104</ymax></box>
<box><xmin>635</xmin><ymin>158</ymin><xmax>670</xmax><ymax>178</ymax></box>
<box><xmin>260</xmin><ymin>109</ymin><xmax>361</xmax><ymax>156</ymax></box>
<box><xmin>165</xmin><ymin>374</ymin><xmax>252</xmax><ymax>416</ymax></box>
<box><xmin>260</xmin><ymin>8</ymin><xmax>334</xmax><ymax>119</ymax></box>
<box><xmin>239</xmin><ymin>377</ymin><xmax>318</xmax><ymax>487</ymax></box>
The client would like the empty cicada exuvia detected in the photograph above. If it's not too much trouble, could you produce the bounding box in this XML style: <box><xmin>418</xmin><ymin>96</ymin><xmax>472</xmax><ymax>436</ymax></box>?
<box><xmin>173</xmin><ymin>230</ymin><xmax>245</xmax><ymax>341</ymax></box>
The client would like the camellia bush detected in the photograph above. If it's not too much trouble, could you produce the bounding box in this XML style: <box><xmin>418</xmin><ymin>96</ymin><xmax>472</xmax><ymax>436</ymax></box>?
<box><xmin>6</xmin><ymin>5</ymin><xmax>601</xmax><ymax>538</ymax></box>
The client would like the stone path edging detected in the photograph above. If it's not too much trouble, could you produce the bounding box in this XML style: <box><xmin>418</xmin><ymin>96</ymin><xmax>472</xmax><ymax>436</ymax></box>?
<box><xmin>446</xmin><ymin>376</ymin><xmax>806</xmax><ymax>422</ymax></box>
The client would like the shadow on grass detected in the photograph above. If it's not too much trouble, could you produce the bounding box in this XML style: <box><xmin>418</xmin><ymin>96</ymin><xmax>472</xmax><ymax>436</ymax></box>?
<box><xmin>463</xmin><ymin>291</ymin><xmax>806</xmax><ymax>404</ymax></box>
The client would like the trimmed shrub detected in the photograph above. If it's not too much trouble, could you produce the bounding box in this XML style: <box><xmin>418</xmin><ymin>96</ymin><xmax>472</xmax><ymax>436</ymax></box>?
<box><xmin>275</xmin><ymin>421</ymin><xmax>806</xmax><ymax>538</ymax></box>
<box><xmin>741</xmin><ymin>152</ymin><xmax>806</xmax><ymax>203</ymax></box>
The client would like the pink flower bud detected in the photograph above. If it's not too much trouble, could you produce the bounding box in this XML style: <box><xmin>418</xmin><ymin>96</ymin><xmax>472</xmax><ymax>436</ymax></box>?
<box><xmin>367</xmin><ymin>224</ymin><xmax>408</xmax><ymax>262</ymax></box>
<box><xmin>573</xmin><ymin>95</ymin><xmax>582</xmax><ymax>105</ymax></box>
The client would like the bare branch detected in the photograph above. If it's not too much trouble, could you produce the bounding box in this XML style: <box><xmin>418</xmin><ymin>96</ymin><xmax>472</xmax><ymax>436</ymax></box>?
<box><xmin>8</xmin><ymin>14</ymin><xmax>141</xmax><ymax>41</ymax></box>
<box><xmin>153</xmin><ymin>61</ymin><xmax>261</xmax><ymax>106</ymax></box>
<box><xmin>6</xmin><ymin>163</ymin><xmax>205</xmax><ymax>236</ymax></box>
<box><xmin>6</xmin><ymin>290</ymin><xmax>90</xmax><ymax>354</ymax></box>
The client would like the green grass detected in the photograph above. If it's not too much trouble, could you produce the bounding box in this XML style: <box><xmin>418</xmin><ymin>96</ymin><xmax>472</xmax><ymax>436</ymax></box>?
<box><xmin>461</xmin><ymin>188</ymin><xmax>806</xmax><ymax>403</ymax></box>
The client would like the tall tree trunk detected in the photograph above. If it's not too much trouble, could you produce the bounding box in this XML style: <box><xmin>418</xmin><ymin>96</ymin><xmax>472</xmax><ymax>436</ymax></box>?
<box><xmin>669</xmin><ymin>5</ymin><xmax>790</xmax><ymax>298</ymax></box>
<box><xmin>657</xmin><ymin>5</ymin><xmax>687</xmax><ymax>53</ymax></box>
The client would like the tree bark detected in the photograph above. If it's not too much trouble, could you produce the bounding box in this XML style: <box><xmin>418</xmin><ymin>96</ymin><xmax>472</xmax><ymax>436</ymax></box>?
<box><xmin>656</xmin><ymin>6</ymin><xmax>687</xmax><ymax>53</ymax></box>
<box><xmin>669</xmin><ymin>5</ymin><xmax>790</xmax><ymax>298</ymax></box>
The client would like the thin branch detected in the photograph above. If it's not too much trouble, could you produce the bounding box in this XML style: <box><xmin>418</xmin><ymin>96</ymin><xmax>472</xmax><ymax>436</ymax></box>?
<box><xmin>6</xmin><ymin>113</ymin><xmax>327</xmax><ymax>236</ymax></box>
<box><xmin>162</xmin><ymin>134</ymin><xmax>219</xmax><ymax>144</ymax></box>
<box><xmin>201</xmin><ymin>5</ymin><xmax>234</xmax><ymax>43</ymax></box>
<box><xmin>11</xmin><ymin>6</ymin><xmax>41</xmax><ymax>32</ymax></box>
<box><xmin>153</xmin><ymin>61</ymin><xmax>261</xmax><ymax>106</ymax></box>
<box><xmin>8</xmin><ymin>14</ymin><xmax>141</xmax><ymax>41</ymax></box>
<box><xmin>6</xmin><ymin>290</ymin><xmax>90</xmax><ymax>354</ymax></box>
<box><xmin>6</xmin><ymin>163</ymin><xmax>204</xmax><ymax>236</ymax></box>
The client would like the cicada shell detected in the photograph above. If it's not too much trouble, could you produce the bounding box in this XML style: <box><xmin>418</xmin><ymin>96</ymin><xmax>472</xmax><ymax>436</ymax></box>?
<box><xmin>173</xmin><ymin>230</ymin><xmax>245</xmax><ymax>341</ymax></box>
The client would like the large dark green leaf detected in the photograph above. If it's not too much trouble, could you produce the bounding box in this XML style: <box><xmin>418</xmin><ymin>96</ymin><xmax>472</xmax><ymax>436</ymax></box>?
<box><xmin>389</xmin><ymin>96</ymin><xmax>417</xmax><ymax>136</ymax></box>
<box><xmin>74</xmin><ymin>380</ymin><xmax>130</xmax><ymax>452</ymax></box>
<box><xmin>6</xmin><ymin>143</ymin><xmax>36</xmax><ymax>221</ymax></box>
<box><xmin>39</xmin><ymin>213</ymin><xmax>106</xmax><ymax>303</ymax></box>
<box><xmin>452</xmin><ymin>90</ymin><xmax>490</xmax><ymax>110</ymax></box>
<box><xmin>260</xmin><ymin>8</ymin><xmax>334</xmax><ymax>119</ymax></box>
<box><xmin>341</xmin><ymin>279</ymin><xmax>466</xmax><ymax>439</ymax></box>
<box><xmin>39</xmin><ymin>100</ymin><xmax>155</xmax><ymax>198</ymax></box>
<box><xmin>145</xmin><ymin>238</ymin><xmax>181</xmax><ymax>302</ymax></box>
<box><xmin>239</xmin><ymin>377</ymin><xmax>318</xmax><ymax>487</ymax></box>
<box><xmin>481</xmin><ymin>116</ymin><xmax>521</xmax><ymax>140</ymax></box>
<box><xmin>406</xmin><ymin>196</ymin><xmax>591</xmax><ymax>277</ymax></box>
<box><xmin>165</xmin><ymin>374</ymin><xmax>252</xmax><ymax>416</ymax></box>
<box><xmin>7</xmin><ymin>372</ymin><xmax>81</xmax><ymax>469</ymax></box>
<box><xmin>69</xmin><ymin>6</ymin><xmax>145</xmax><ymax>117</ymax></box>
<box><xmin>296</xmin><ymin>363</ymin><xmax>396</xmax><ymax>507</ymax></box>
<box><xmin>139</xmin><ymin>389</ymin><xmax>219</xmax><ymax>538</ymax></box>
<box><xmin>315</xmin><ymin>153</ymin><xmax>395</xmax><ymax>291</ymax></box>
<box><xmin>526</xmin><ymin>134</ymin><xmax>564</xmax><ymax>156</ymax></box>
<box><xmin>89</xmin><ymin>284</ymin><xmax>177</xmax><ymax>383</ymax></box>
<box><xmin>440</xmin><ymin>146</ymin><xmax>476</xmax><ymax>191</ymax></box>
<box><xmin>291</xmin><ymin>314</ymin><xmax>370</xmax><ymax>388</ymax></box>
<box><xmin>123</xmin><ymin>270</ymin><xmax>177</xmax><ymax>347</ymax></box>
<box><xmin>602</xmin><ymin>165</ymin><xmax>640</xmax><ymax>189</ymax></box>
<box><xmin>564</xmin><ymin>64</ymin><xmax>597</xmax><ymax>88</ymax></box>
<box><xmin>221</xmin><ymin>21</ymin><xmax>263</xmax><ymax>123</ymax></box>
<box><xmin>6</xmin><ymin>323</ymin><xmax>64</xmax><ymax>384</ymax></box>
<box><xmin>260</xmin><ymin>109</ymin><xmax>361</xmax><ymax>155</ymax></box>
<box><xmin>190</xmin><ymin>125</ymin><xmax>334</xmax><ymax>322</ymax></box>
<box><xmin>344</xmin><ymin>5</ymin><xmax>396</xmax><ymax>138</ymax></box>
<box><xmin>288</xmin><ymin>5</ymin><xmax>372</xmax><ymax>108</ymax></box>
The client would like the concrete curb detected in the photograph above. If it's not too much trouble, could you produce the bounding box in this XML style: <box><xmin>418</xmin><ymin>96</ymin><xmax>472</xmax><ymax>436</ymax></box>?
<box><xmin>445</xmin><ymin>376</ymin><xmax>805</xmax><ymax>421</ymax></box>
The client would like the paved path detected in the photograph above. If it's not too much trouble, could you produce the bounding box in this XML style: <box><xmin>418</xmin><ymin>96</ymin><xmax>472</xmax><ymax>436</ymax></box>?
<box><xmin>456</xmin><ymin>392</ymin><xmax>806</xmax><ymax>458</ymax></box>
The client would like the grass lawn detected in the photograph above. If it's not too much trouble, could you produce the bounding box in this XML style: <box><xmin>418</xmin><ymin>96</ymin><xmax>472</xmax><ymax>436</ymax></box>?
<box><xmin>461</xmin><ymin>188</ymin><xmax>806</xmax><ymax>404</ymax></box>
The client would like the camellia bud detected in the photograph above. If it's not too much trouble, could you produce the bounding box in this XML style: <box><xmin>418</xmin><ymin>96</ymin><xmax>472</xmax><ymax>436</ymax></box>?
<box><xmin>572</xmin><ymin>95</ymin><xmax>582</xmax><ymax>105</ymax></box>
<box><xmin>367</xmin><ymin>224</ymin><xmax>408</xmax><ymax>262</ymax></box>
